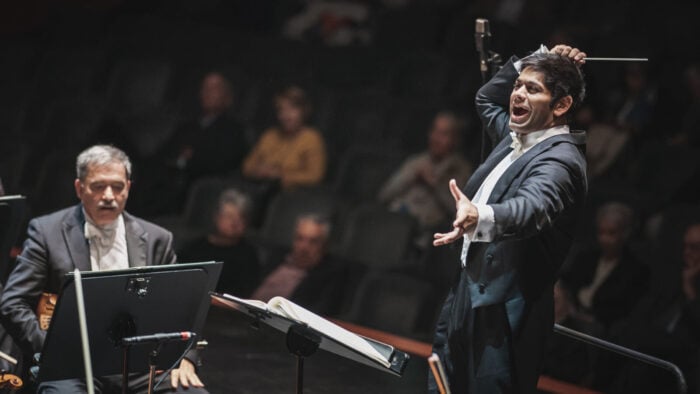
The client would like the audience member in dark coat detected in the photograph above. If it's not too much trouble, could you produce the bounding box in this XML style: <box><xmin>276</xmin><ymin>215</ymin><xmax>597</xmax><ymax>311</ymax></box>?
<box><xmin>178</xmin><ymin>188</ymin><xmax>260</xmax><ymax>297</ymax></box>
<box><xmin>561</xmin><ymin>201</ymin><xmax>649</xmax><ymax>329</ymax></box>
<box><xmin>146</xmin><ymin>72</ymin><xmax>249</xmax><ymax>215</ymax></box>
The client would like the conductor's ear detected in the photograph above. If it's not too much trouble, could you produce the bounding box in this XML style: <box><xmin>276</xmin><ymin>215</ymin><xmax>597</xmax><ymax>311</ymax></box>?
<box><xmin>553</xmin><ymin>95</ymin><xmax>573</xmax><ymax>117</ymax></box>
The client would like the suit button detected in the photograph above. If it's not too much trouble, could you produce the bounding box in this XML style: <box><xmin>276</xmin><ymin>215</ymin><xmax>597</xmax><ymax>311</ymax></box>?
<box><xmin>478</xmin><ymin>283</ymin><xmax>486</xmax><ymax>294</ymax></box>
<box><xmin>485</xmin><ymin>254</ymin><xmax>493</xmax><ymax>264</ymax></box>
<box><xmin>476</xmin><ymin>231</ymin><xmax>483</xmax><ymax>238</ymax></box>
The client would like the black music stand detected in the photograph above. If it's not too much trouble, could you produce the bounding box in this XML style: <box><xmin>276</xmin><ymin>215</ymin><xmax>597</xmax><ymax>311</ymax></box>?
<box><xmin>211</xmin><ymin>293</ymin><xmax>409</xmax><ymax>394</ymax></box>
<box><xmin>36</xmin><ymin>261</ymin><xmax>222</xmax><ymax>388</ymax></box>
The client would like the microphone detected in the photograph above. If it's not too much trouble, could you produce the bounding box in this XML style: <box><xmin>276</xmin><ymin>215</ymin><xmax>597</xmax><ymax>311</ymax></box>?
<box><xmin>121</xmin><ymin>331</ymin><xmax>195</xmax><ymax>346</ymax></box>
<box><xmin>475</xmin><ymin>18</ymin><xmax>491</xmax><ymax>83</ymax></box>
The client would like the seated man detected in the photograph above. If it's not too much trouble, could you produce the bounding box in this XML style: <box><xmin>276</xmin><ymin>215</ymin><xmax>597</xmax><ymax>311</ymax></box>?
<box><xmin>378</xmin><ymin>110</ymin><xmax>473</xmax><ymax>247</ymax></box>
<box><xmin>178</xmin><ymin>188</ymin><xmax>261</xmax><ymax>297</ymax></box>
<box><xmin>560</xmin><ymin>201</ymin><xmax>650</xmax><ymax>329</ymax></box>
<box><xmin>0</xmin><ymin>145</ymin><xmax>207</xmax><ymax>393</ymax></box>
<box><xmin>251</xmin><ymin>214</ymin><xmax>347</xmax><ymax>317</ymax></box>
<box><xmin>146</xmin><ymin>71</ymin><xmax>249</xmax><ymax>215</ymax></box>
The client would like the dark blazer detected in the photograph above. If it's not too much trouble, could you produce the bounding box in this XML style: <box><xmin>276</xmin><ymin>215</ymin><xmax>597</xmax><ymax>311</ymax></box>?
<box><xmin>431</xmin><ymin>57</ymin><xmax>587</xmax><ymax>393</ymax></box>
<box><xmin>561</xmin><ymin>247</ymin><xmax>649</xmax><ymax>329</ymax></box>
<box><xmin>0</xmin><ymin>204</ymin><xmax>176</xmax><ymax>356</ymax></box>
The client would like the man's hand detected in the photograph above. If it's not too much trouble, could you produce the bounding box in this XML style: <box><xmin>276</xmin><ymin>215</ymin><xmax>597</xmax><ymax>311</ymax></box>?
<box><xmin>549</xmin><ymin>45</ymin><xmax>587</xmax><ymax>66</ymax></box>
<box><xmin>433</xmin><ymin>179</ymin><xmax>478</xmax><ymax>246</ymax></box>
<box><xmin>170</xmin><ymin>358</ymin><xmax>204</xmax><ymax>389</ymax></box>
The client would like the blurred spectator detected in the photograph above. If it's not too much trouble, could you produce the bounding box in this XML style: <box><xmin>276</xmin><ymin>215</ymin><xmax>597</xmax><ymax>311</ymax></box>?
<box><xmin>251</xmin><ymin>214</ymin><xmax>347</xmax><ymax>316</ymax></box>
<box><xmin>242</xmin><ymin>85</ymin><xmax>327</xmax><ymax>190</ymax></box>
<box><xmin>602</xmin><ymin>222</ymin><xmax>700</xmax><ymax>394</ymax></box>
<box><xmin>560</xmin><ymin>201</ymin><xmax>650</xmax><ymax>329</ymax></box>
<box><xmin>378</xmin><ymin>111</ymin><xmax>472</xmax><ymax>247</ymax></box>
<box><xmin>178</xmin><ymin>189</ymin><xmax>260</xmax><ymax>298</ymax></box>
<box><xmin>151</xmin><ymin>71</ymin><xmax>249</xmax><ymax>214</ymax></box>
<box><xmin>605</xmin><ymin>63</ymin><xmax>657</xmax><ymax>138</ymax></box>
<box><xmin>0</xmin><ymin>177</ymin><xmax>4</xmax><ymax>196</ymax></box>
<box><xmin>282</xmin><ymin>0</ymin><xmax>373</xmax><ymax>46</ymax></box>
<box><xmin>541</xmin><ymin>280</ymin><xmax>603</xmax><ymax>387</ymax></box>
<box><xmin>575</xmin><ymin>104</ymin><xmax>631</xmax><ymax>182</ymax></box>
<box><xmin>669</xmin><ymin>63</ymin><xmax>700</xmax><ymax>148</ymax></box>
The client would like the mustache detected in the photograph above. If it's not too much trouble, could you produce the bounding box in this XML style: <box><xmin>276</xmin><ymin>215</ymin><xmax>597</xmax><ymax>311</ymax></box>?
<box><xmin>98</xmin><ymin>201</ymin><xmax>118</xmax><ymax>209</ymax></box>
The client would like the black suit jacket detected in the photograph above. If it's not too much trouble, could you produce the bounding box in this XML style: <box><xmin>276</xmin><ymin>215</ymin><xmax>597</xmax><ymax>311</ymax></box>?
<box><xmin>432</xmin><ymin>56</ymin><xmax>587</xmax><ymax>393</ymax></box>
<box><xmin>0</xmin><ymin>205</ymin><xmax>176</xmax><ymax>355</ymax></box>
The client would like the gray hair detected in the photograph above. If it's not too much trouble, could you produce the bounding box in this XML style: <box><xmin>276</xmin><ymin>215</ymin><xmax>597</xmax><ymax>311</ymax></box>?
<box><xmin>296</xmin><ymin>213</ymin><xmax>332</xmax><ymax>240</ymax></box>
<box><xmin>596</xmin><ymin>201</ymin><xmax>635</xmax><ymax>238</ymax></box>
<box><xmin>217</xmin><ymin>188</ymin><xmax>252</xmax><ymax>222</ymax></box>
<box><xmin>76</xmin><ymin>145</ymin><xmax>132</xmax><ymax>181</ymax></box>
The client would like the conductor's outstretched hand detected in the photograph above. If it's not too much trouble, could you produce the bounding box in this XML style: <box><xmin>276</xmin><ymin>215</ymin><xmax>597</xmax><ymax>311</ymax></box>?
<box><xmin>433</xmin><ymin>179</ymin><xmax>478</xmax><ymax>247</ymax></box>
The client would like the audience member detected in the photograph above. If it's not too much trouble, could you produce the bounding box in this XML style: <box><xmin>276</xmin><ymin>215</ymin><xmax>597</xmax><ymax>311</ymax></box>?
<box><xmin>149</xmin><ymin>71</ymin><xmax>249</xmax><ymax>214</ymax></box>
<box><xmin>601</xmin><ymin>222</ymin><xmax>700</xmax><ymax>394</ymax></box>
<box><xmin>282</xmin><ymin>0</ymin><xmax>373</xmax><ymax>46</ymax></box>
<box><xmin>242</xmin><ymin>85</ymin><xmax>327</xmax><ymax>191</ymax></box>
<box><xmin>251</xmin><ymin>214</ymin><xmax>347</xmax><ymax>317</ymax></box>
<box><xmin>0</xmin><ymin>145</ymin><xmax>206</xmax><ymax>393</ymax></box>
<box><xmin>574</xmin><ymin>104</ymin><xmax>631</xmax><ymax>182</ymax></box>
<box><xmin>378</xmin><ymin>111</ymin><xmax>473</xmax><ymax>247</ymax></box>
<box><xmin>560</xmin><ymin>201</ymin><xmax>650</xmax><ymax>330</ymax></box>
<box><xmin>0</xmin><ymin>176</ymin><xmax>4</xmax><ymax>196</ymax></box>
<box><xmin>541</xmin><ymin>281</ymin><xmax>603</xmax><ymax>387</ymax></box>
<box><xmin>669</xmin><ymin>63</ymin><xmax>700</xmax><ymax>148</ymax></box>
<box><xmin>605</xmin><ymin>63</ymin><xmax>657</xmax><ymax>138</ymax></box>
<box><xmin>178</xmin><ymin>188</ymin><xmax>260</xmax><ymax>298</ymax></box>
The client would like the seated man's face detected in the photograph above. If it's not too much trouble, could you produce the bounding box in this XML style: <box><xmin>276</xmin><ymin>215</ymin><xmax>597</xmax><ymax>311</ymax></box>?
<box><xmin>596</xmin><ymin>216</ymin><xmax>626</xmax><ymax>256</ymax></box>
<box><xmin>75</xmin><ymin>162</ymin><xmax>130</xmax><ymax>227</ymax></box>
<box><xmin>291</xmin><ymin>219</ymin><xmax>328</xmax><ymax>270</ymax></box>
<box><xmin>200</xmin><ymin>73</ymin><xmax>232</xmax><ymax>115</ymax></box>
<box><xmin>684</xmin><ymin>224</ymin><xmax>700</xmax><ymax>270</ymax></box>
<box><xmin>214</xmin><ymin>203</ymin><xmax>246</xmax><ymax>240</ymax></box>
<box><xmin>428</xmin><ymin>115</ymin><xmax>457</xmax><ymax>159</ymax></box>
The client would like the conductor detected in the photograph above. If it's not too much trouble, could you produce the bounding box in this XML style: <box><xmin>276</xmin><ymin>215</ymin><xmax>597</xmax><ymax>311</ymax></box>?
<box><xmin>430</xmin><ymin>44</ymin><xmax>588</xmax><ymax>393</ymax></box>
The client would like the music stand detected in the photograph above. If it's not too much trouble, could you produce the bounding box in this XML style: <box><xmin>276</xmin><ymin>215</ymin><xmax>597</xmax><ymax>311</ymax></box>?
<box><xmin>211</xmin><ymin>293</ymin><xmax>409</xmax><ymax>394</ymax></box>
<box><xmin>36</xmin><ymin>261</ymin><xmax>222</xmax><ymax>386</ymax></box>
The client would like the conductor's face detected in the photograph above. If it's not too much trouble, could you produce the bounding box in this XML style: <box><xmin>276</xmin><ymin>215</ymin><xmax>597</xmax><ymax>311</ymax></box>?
<box><xmin>509</xmin><ymin>68</ymin><xmax>571</xmax><ymax>134</ymax></box>
<box><xmin>75</xmin><ymin>162</ymin><xmax>131</xmax><ymax>227</ymax></box>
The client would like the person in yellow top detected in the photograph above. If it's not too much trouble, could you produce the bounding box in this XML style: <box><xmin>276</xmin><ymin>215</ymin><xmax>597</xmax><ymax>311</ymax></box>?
<box><xmin>243</xmin><ymin>85</ymin><xmax>327</xmax><ymax>189</ymax></box>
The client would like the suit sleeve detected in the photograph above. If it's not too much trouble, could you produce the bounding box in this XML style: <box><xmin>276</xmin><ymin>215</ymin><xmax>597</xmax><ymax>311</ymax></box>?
<box><xmin>475</xmin><ymin>55</ymin><xmax>520</xmax><ymax>148</ymax></box>
<box><xmin>0</xmin><ymin>219</ymin><xmax>50</xmax><ymax>355</ymax></box>
<box><xmin>488</xmin><ymin>145</ymin><xmax>586</xmax><ymax>242</ymax></box>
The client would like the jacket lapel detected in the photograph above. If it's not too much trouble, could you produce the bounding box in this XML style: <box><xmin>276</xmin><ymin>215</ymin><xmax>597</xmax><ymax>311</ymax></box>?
<box><xmin>62</xmin><ymin>205</ymin><xmax>91</xmax><ymax>271</ymax></box>
<box><xmin>487</xmin><ymin>132</ymin><xmax>586</xmax><ymax>204</ymax></box>
<box><xmin>124</xmin><ymin>212</ymin><xmax>148</xmax><ymax>267</ymax></box>
<box><xmin>464</xmin><ymin>137</ymin><xmax>513</xmax><ymax>198</ymax></box>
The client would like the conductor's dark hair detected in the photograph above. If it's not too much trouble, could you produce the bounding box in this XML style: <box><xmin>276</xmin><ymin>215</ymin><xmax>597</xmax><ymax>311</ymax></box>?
<box><xmin>520</xmin><ymin>53</ymin><xmax>586</xmax><ymax>115</ymax></box>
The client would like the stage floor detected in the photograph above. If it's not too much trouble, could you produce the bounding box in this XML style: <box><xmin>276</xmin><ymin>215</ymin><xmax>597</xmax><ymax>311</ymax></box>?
<box><xmin>198</xmin><ymin>306</ymin><xmax>428</xmax><ymax>394</ymax></box>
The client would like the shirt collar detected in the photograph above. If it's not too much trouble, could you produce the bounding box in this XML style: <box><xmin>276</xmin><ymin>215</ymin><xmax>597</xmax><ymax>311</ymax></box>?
<box><xmin>510</xmin><ymin>124</ymin><xmax>569</xmax><ymax>156</ymax></box>
<box><xmin>83</xmin><ymin>208</ymin><xmax>123</xmax><ymax>241</ymax></box>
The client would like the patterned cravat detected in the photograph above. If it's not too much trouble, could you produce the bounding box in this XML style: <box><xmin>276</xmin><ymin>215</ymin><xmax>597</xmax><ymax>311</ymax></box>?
<box><xmin>509</xmin><ymin>131</ymin><xmax>525</xmax><ymax>158</ymax></box>
<box><xmin>84</xmin><ymin>219</ymin><xmax>123</xmax><ymax>271</ymax></box>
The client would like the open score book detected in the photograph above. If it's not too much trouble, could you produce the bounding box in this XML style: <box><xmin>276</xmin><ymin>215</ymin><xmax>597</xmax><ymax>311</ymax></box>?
<box><xmin>213</xmin><ymin>294</ymin><xmax>392</xmax><ymax>369</ymax></box>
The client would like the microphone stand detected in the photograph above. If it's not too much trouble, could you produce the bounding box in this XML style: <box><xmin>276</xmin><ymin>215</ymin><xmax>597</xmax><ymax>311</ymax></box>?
<box><xmin>146</xmin><ymin>342</ymin><xmax>165</xmax><ymax>394</ymax></box>
<box><xmin>475</xmin><ymin>18</ymin><xmax>503</xmax><ymax>162</ymax></box>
